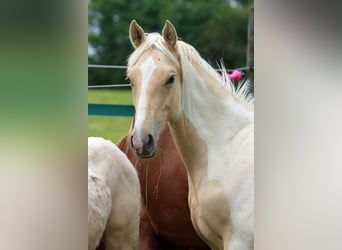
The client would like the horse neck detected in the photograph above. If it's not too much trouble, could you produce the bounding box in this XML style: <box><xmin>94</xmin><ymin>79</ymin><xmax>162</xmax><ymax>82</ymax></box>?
<box><xmin>117</xmin><ymin>135</ymin><xmax>130</xmax><ymax>153</ymax></box>
<box><xmin>169</xmin><ymin>114</ymin><xmax>209</xmax><ymax>190</ymax></box>
<box><xmin>169</xmin><ymin>66</ymin><xmax>253</xmax><ymax>189</ymax></box>
<box><xmin>181</xmin><ymin>63</ymin><xmax>253</xmax><ymax>146</ymax></box>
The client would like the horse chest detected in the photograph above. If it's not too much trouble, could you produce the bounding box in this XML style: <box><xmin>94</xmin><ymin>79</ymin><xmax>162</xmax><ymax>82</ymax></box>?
<box><xmin>188</xmin><ymin>181</ymin><xmax>232</xmax><ymax>249</ymax></box>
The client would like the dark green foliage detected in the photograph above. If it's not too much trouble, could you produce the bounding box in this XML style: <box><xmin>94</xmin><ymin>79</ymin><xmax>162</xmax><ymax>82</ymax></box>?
<box><xmin>88</xmin><ymin>0</ymin><xmax>253</xmax><ymax>86</ymax></box>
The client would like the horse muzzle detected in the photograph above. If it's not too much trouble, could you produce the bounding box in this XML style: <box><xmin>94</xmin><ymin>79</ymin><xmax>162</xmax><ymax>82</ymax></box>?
<box><xmin>130</xmin><ymin>132</ymin><xmax>156</xmax><ymax>158</ymax></box>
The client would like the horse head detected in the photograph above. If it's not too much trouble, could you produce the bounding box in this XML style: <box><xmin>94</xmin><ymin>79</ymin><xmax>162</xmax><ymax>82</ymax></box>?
<box><xmin>127</xmin><ymin>20</ymin><xmax>182</xmax><ymax>158</ymax></box>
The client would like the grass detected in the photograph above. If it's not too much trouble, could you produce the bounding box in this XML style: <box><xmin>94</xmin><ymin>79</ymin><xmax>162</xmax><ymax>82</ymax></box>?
<box><xmin>88</xmin><ymin>88</ymin><xmax>133</xmax><ymax>143</ymax></box>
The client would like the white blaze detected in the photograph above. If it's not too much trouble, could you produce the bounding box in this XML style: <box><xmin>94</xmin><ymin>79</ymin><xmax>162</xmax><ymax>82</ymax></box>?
<box><xmin>135</xmin><ymin>56</ymin><xmax>156</xmax><ymax>134</ymax></box>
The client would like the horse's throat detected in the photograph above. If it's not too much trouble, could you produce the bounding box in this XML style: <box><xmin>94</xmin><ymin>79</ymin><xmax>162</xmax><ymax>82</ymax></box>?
<box><xmin>169</xmin><ymin>114</ymin><xmax>208</xmax><ymax>190</ymax></box>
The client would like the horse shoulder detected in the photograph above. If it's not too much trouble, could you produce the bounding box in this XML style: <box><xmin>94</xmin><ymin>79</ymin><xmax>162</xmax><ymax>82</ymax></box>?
<box><xmin>187</xmin><ymin>179</ymin><xmax>231</xmax><ymax>249</ymax></box>
<box><xmin>108</xmin><ymin>149</ymin><xmax>141</xmax><ymax>226</ymax></box>
<box><xmin>194</xmin><ymin>125</ymin><xmax>253</xmax><ymax>248</ymax></box>
<box><xmin>223</xmin><ymin>125</ymin><xmax>254</xmax><ymax>246</ymax></box>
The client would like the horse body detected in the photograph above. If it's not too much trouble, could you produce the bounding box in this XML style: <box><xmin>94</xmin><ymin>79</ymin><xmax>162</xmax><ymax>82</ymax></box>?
<box><xmin>127</xmin><ymin>20</ymin><xmax>254</xmax><ymax>250</ymax></box>
<box><xmin>88</xmin><ymin>137</ymin><xmax>141</xmax><ymax>250</ymax></box>
<box><xmin>117</xmin><ymin>126</ymin><xmax>210</xmax><ymax>250</ymax></box>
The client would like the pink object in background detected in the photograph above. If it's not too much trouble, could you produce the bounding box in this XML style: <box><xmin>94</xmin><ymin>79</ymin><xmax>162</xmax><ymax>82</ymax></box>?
<box><xmin>228</xmin><ymin>70</ymin><xmax>242</xmax><ymax>81</ymax></box>
<box><xmin>222</xmin><ymin>70</ymin><xmax>242</xmax><ymax>81</ymax></box>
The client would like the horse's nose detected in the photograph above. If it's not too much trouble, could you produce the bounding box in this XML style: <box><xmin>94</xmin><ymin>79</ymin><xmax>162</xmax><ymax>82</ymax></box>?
<box><xmin>144</xmin><ymin>134</ymin><xmax>154</xmax><ymax>152</ymax></box>
<box><xmin>130</xmin><ymin>134</ymin><xmax>142</xmax><ymax>151</ymax></box>
<box><xmin>131</xmin><ymin>133</ymin><xmax>155</xmax><ymax>158</ymax></box>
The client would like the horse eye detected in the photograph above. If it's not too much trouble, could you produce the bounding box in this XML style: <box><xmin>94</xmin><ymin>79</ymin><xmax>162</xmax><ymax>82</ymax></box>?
<box><xmin>165</xmin><ymin>76</ymin><xmax>175</xmax><ymax>85</ymax></box>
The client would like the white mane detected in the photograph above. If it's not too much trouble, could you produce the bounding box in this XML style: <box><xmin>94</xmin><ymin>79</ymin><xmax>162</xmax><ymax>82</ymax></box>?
<box><xmin>219</xmin><ymin>66</ymin><xmax>254</xmax><ymax>108</ymax></box>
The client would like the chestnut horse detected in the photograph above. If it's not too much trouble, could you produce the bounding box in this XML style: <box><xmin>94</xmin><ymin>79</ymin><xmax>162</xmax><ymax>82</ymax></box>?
<box><xmin>118</xmin><ymin>124</ymin><xmax>210</xmax><ymax>249</ymax></box>
<box><xmin>95</xmin><ymin>125</ymin><xmax>209</xmax><ymax>249</ymax></box>
<box><xmin>128</xmin><ymin>20</ymin><xmax>254</xmax><ymax>249</ymax></box>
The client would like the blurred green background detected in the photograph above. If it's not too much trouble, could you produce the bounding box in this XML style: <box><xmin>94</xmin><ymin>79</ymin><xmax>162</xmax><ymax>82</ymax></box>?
<box><xmin>88</xmin><ymin>89</ymin><xmax>133</xmax><ymax>143</ymax></box>
<box><xmin>88</xmin><ymin>0</ymin><xmax>253</xmax><ymax>142</ymax></box>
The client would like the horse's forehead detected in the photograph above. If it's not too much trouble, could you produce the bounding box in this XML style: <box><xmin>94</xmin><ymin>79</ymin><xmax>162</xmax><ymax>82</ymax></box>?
<box><xmin>136</xmin><ymin>48</ymin><xmax>176</xmax><ymax>69</ymax></box>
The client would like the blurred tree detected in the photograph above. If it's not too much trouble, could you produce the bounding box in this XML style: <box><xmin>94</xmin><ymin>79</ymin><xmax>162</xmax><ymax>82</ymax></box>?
<box><xmin>88</xmin><ymin>0</ymin><xmax>253</xmax><ymax>86</ymax></box>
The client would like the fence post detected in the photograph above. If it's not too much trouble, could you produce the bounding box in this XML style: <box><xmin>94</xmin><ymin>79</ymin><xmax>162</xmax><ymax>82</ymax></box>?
<box><xmin>246</xmin><ymin>7</ymin><xmax>254</xmax><ymax>94</ymax></box>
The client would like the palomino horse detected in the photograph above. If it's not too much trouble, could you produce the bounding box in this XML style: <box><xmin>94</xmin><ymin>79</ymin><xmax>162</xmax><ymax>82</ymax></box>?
<box><xmin>127</xmin><ymin>20</ymin><xmax>254</xmax><ymax>250</ymax></box>
<box><xmin>88</xmin><ymin>137</ymin><xmax>141</xmax><ymax>250</ymax></box>
<box><xmin>117</xmin><ymin>124</ymin><xmax>210</xmax><ymax>250</ymax></box>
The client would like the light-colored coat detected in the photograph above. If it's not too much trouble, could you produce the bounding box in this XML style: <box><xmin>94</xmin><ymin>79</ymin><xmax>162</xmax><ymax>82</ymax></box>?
<box><xmin>127</xmin><ymin>20</ymin><xmax>253</xmax><ymax>250</ymax></box>
<box><xmin>88</xmin><ymin>137</ymin><xmax>141</xmax><ymax>250</ymax></box>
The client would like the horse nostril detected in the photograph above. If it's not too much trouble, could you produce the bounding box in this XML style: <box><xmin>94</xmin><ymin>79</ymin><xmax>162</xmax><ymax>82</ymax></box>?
<box><xmin>130</xmin><ymin>135</ymin><xmax>134</xmax><ymax>148</ymax></box>
<box><xmin>147</xmin><ymin>134</ymin><xmax>154</xmax><ymax>149</ymax></box>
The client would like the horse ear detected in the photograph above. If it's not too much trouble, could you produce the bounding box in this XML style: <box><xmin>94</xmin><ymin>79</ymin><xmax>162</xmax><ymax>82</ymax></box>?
<box><xmin>162</xmin><ymin>20</ymin><xmax>178</xmax><ymax>48</ymax></box>
<box><xmin>129</xmin><ymin>20</ymin><xmax>146</xmax><ymax>48</ymax></box>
